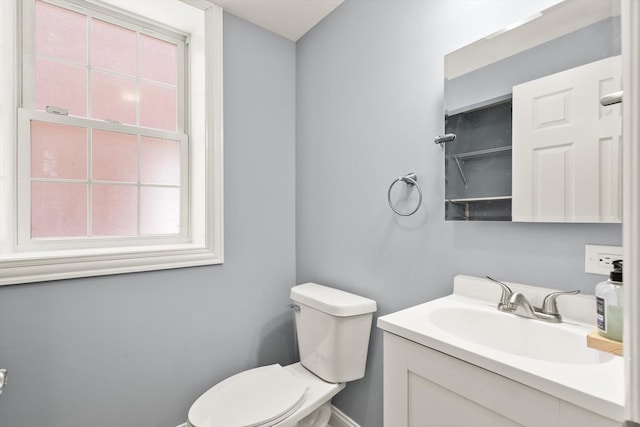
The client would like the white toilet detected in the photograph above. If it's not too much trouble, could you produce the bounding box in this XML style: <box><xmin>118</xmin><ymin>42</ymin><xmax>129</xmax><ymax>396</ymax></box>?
<box><xmin>187</xmin><ymin>283</ymin><xmax>377</xmax><ymax>427</ymax></box>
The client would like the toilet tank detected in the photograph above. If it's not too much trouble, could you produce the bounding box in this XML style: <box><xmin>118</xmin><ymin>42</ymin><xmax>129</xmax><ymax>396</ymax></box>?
<box><xmin>290</xmin><ymin>283</ymin><xmax>377</xmax><ymax>384</ymax></box>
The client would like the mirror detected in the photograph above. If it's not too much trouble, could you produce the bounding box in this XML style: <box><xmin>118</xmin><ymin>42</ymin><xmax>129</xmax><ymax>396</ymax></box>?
<box><xmin>443</xmin><ymin>0</ymin><xmax>622</xmax><ymax>222</ymax></box>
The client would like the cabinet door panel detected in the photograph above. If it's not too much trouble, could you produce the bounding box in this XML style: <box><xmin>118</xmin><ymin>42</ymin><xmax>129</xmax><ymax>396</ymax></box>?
<box><xmin>513</xmin><ymin>55</ymin><xmax>622</xmax><ymax>222</ymax></box>
<box><xmin>406</xmin><ymin>341</ymin><xmax>559</xmax><ymax>427</ymax></box>
<box><xmin>408</xmin><ymin>371</ymin><xmax>523</xmax><ymax>427</ymax></box>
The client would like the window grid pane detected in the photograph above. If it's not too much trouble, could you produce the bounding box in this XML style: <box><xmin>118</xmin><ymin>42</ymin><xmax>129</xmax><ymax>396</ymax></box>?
<box><xmin>31</xmin><ymin>181</ymin><xmax>88</xmax><ymax>238</ymax></box>
<box><xmin>35</xmin><ymin>0</ymin><xmax>87</xmax><ymax>65</ymax></box>
<box><xmin>91</xmin><ymin>129</ymin><xmax>137</xmax><ymax>182</ymax></box>
<box><xmin>140</xmin><ymin>136</ymin><xmax>181</xmax><ymax>185</ymax></box>
<box><xmin>34</xmin><ymin>0</ymin><xmax>180</xmax><ymax>132</ymax></box>
<box><xmin>140</xmin><ymin>186</ymin><xmax>180</xmax><ymax>235</ymax></box>
<box><xmin>90</xmin><ymin>18</ymin><xmax>136</xmax><ymax>76</ymax></box>
<box><xmin>139</xmin><ymin>82</ymin><xmax>177</xmax><ymax>131</ymax></box>
<box><xmin>90</xmin><ymin>70</ymin><xmax>137</xmax><ymax>125</ymax></box>
<box><xmin>29</xmin><ymin>117</ymin><xmax>183</xmax><ymax>239</ymax></box>
<box><xmin>92</xmin><ymin>184</ymin><xmax>138</xmax><ymax>236</ymax></box>
<box><xmin>31</xmin><ymin>121</ymin><xmax>87</xmax><ymax>179</ymax></box>
<box><xmin>140</xmin><ymin>34</ymin><xmax>177</xmax><ymax>85</ymax></box>
<box><xmin>35</xmin><ymin>57</ymin><xmax>88</xmax><ymax>116</ymax></box>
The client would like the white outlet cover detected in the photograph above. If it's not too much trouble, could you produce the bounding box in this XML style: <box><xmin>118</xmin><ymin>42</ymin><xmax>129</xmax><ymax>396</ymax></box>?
<box><xmin>585</xmin><ymin>244</ymin><xmax>623</xmax><ymax>275</ymax></box>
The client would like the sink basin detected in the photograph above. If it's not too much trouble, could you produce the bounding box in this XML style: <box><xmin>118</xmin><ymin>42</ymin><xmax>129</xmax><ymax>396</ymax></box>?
<box><xmin>377</xmin><ymin>275</ymin><xmax>624</xmax><ymax>421</ymax></box>
<box><xmin>427</xmin><ymin>306</ymin><xmax>613</xmax><ymax>364</ymax></box>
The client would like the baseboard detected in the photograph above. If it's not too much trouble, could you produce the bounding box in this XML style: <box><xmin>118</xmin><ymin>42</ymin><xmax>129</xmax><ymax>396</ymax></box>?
<box><xmin>176</xmin><ymin>405</ymin><xmax>359</xmax><ymax>427</ymax></box>
<box><xmin>329</xmin><ymin>405</ymin><xmax>361</xmax><ymax>427</ymax></box>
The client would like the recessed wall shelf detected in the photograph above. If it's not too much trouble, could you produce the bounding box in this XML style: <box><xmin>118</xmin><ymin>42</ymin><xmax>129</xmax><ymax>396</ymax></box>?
<box><xmin>445</xmin><ymin>145</ymin><xmax>512</xmax><ymax>160</ymax></box>
<box><xmin>447</xmin><ymin>196</ymin><xmax>512</xmax><ymax>203</ymax></box>
<box><xmin>444</xmin><ymin>99</ymin><xmax>512</xmax><ymax>221</ymax></box>
<box><xmin>446</xmin><ymin>196</ymin><xmax>512</xmax><ymax>221</ymax></box>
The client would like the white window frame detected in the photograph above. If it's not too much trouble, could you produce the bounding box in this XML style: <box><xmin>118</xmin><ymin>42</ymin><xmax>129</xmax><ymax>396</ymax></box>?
<box><xmin>0</xmin><ymin>0</ymin><xmax>224</xmax><ymax>285</ymax></box>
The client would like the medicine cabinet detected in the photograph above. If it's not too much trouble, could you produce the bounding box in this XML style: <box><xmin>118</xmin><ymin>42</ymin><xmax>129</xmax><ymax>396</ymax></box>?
<box><xmin>445</xmin><ymin>100</ymin><xmax>512</xmax><ymax>221</ymax></box>
<box><xmin>443</xmin><ymin>0</ymin><xmax>621</xmax><ymax>222</ymax></box>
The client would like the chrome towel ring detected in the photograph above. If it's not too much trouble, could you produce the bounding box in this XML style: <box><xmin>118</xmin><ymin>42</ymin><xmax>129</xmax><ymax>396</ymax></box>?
<box><xmin>387</xmin><ymin>173</ymin><xmax>423</xmax><ymax>216</ymax></box>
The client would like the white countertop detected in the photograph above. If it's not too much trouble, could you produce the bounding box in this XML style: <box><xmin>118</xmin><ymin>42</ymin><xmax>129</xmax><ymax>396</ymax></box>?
<box><xmin>377</xmin><ymin>275</ymin><xmax>625</xmax><ymax>421</ymax></box>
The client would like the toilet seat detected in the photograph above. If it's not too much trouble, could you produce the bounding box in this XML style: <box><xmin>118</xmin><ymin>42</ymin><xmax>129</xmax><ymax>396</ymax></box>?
<box><xmin>188</xmin><ymin>364</ymin><xmax>307</xmax><ymax>427</ymax></box>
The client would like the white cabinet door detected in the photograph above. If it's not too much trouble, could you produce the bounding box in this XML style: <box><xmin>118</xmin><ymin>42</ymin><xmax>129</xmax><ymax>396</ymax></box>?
<box><xmin>382</xmin><ymin>332</ymin><xmax>621</xmax><ymax>427</ymax></box>
<box><xmin>383</xmin><ymin>332</ymin><xmax>558</xmax><ymax>427</ymax></box>
<box><xmin>512</xmin><ymin>56</ymin><xmax>622</xmax><ymax>222</ymax></box>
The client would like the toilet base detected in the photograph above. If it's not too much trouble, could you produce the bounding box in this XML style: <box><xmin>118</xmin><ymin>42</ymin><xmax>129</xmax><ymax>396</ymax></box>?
<box><xmin>297</xmin><ymin>401</ymin><xmax>332</xmax><ymax>427</ymax></box>
<box><xmin>271</xmin><ymin>363</ymin><xmax>344</xmax><ymax>427</ymax></box>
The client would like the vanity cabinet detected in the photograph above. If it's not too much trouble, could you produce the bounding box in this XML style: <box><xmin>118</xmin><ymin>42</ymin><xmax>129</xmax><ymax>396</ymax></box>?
<box><xmin>383</xmin><ymin>332</ymin><xmax>619</xmax><ymax>427</ymax></box>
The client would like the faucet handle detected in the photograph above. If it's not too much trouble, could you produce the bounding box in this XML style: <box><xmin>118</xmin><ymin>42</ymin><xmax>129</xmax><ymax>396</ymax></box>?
<box><xmin>541</xmin><ymin>290</ymin><xmax>580</xmax><ymax>315</ymax></box>
<box><xmin>485</xmin><ymin>276</ymin><xmax>513</xmax><ymax>308</ymax></box>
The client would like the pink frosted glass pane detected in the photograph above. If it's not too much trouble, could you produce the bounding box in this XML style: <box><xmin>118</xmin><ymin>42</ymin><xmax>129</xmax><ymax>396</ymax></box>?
<box><xmin>140</xmin><ymin>35</ymin><xmax>177</xmax><ymax>85</ymax></box>
<box><xmin>36</xmin><ymin>58</ymin><xmax>87</xmax><ymax>116</ymax></box>
<box><xmin>92</xmin><ymin>185</ymin><xmax>137</xmax><ymax>236</ymax></box>
<box><xmin>91</xmin><ymin>19</ymin><xmax>136</xmax><ymax>76</ymax></box>
<box><xmin>92</xmin><ymin>130</ymin><xmax>137</xmax><ymax>182</ymax></box>
<box><xmin>140</xmin><ymin>137</ymin><xmax>180</xmax><ymax>185</ymax></box>
<box><xmin>140</xmin><ymin>83</ymin><xmax>176</xmax><ymax>131</ymax></box>
<box><xmin>140</xmin><ymin>187</ymin><xmax>180</xmax><ymax>235</ymax></box>
<box><xmin>35</xmin><ymin>0</ymin><xmax>87</xmax><ymax>64</ymax></box>
<box><xmin>31</xmin><ymin>182</ymin><xmax>87</xmax><ymax>238</ymax></box>
<box><xmin>31</xmin><ymin>121</ymin><xmax>87</xmax><ymax>179</ymax></box>
<box><xmin>91</xmin><ymin>71</ymin><xmax>137</xmax><ymax>125</ymax></box>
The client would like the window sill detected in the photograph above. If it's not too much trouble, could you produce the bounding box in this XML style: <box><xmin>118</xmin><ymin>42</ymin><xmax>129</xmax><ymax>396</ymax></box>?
<box><xmin>0</xmin><ymin>244</ymin><xmax>222</xmax><ymax>285</ymax></box>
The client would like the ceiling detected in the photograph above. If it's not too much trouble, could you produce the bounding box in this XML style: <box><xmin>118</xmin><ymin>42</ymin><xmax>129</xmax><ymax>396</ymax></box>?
<box><xmin>209</xmin><ymin>0</ymin><xmax>344</xmax><ymax>41</ymax></box>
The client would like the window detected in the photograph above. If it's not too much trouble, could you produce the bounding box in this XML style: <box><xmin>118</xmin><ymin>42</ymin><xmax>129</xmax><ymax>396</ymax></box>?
<box><xmin>21</xmin><ymin>0</ymin><xmax>188</xmax><ymax>247</ymax></box>
<box><xmin>0</xmin><ymin>0</ymin><xmax>223</xmax><ymax>285</ymax></box>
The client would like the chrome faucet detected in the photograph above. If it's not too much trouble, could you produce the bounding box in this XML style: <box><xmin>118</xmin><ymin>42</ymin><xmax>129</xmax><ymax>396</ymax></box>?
<box><xmin>485</xmin><ymin>276</ymin><xmax>513</xmax><ymax>311</ymax></box>
<box><xmin>485</xmin><ymin>276</ymin><xmax>580</xmax><ymax>323</ymax></box>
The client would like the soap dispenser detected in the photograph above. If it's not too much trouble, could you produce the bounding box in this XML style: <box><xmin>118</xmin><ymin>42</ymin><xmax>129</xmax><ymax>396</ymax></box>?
<box><xmin>595</xmin><ymin>260</ymin><xmax>623</xmax><ymax>342</ymax></box>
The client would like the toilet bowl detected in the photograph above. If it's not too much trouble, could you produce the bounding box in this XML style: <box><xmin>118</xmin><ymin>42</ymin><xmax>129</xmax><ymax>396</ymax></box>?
<box><xmin>188</xmin><ymin>363</ymin><xmax>344</xmax><ymax>427</ymax></box>
<box><xmin>187</xmin><ymin>283</ymin><xmax>377</xmax><ymax>427</ymax></box>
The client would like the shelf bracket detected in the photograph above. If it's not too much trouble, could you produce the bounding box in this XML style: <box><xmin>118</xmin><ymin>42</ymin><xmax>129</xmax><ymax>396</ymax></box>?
<box><xmin>454</xmin><ymin>158</ymin><xmax>468</xmax><ymax>187</ymax></box>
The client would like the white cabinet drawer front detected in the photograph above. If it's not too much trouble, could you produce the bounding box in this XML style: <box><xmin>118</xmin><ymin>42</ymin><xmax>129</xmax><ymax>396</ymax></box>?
<box><xmin>405</xmin><ymin>339</ymin><xmax>559</xmax><ymax>427</ymax></box>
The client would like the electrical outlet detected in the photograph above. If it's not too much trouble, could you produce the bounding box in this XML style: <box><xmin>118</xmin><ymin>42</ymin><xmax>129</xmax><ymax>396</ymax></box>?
<box><xmin>585</xmin><ymin>244</ymin><xmax>623</xmax><ymax>275</ymax></box>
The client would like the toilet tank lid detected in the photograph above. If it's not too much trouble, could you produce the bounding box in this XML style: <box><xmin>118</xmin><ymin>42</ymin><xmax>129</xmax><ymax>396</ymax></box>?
<box><xmin>290</xmin><ymin>283</ymin><xmax>377</xmax><ymax>317</ymax></box>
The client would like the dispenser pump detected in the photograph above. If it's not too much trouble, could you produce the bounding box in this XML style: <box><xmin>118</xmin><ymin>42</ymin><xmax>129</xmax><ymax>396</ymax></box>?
<box><xmin>610</xmin><ymin>260</ymin><xmax>623</xmax><ymax>283</ymax></box>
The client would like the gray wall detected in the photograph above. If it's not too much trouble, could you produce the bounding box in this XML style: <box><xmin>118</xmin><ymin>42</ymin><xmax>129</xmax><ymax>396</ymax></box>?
<box><xmin>295</xmin><ymin>1</ymin><xmax>622</xmax><ymax>426</ymax></box>
<box><xmin>0</xmin><ymin>13</ymin><xmax>296</xmax><ymax>427</ymax></box>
